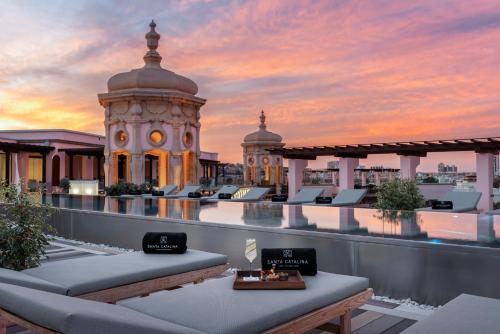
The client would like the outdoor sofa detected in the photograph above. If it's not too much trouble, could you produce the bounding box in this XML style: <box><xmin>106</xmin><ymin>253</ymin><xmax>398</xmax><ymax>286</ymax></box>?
<box><xmin>0</xmin><ymin>271</ymin><xmax>372</xmax><ymax>334</ymax></box>
<box><xmin>287</xmin><ymin>187</ymin><xmax>325</xmax><ymax>204</ymax></box>
<box><xmin>416</xmin><ymin>191</ymin><xmax>482</xmax><ymax>213</ymax></box>
<box><xmin>401</xmin><ymin>294</ymin><xmax>500</xmax><ymax>334</ymax></box>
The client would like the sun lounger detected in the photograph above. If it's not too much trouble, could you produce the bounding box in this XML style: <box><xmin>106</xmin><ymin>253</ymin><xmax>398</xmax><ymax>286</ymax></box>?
<box><xmin>164</xmin><ymin>185</ymin><xmax>202</xmax><ymax>198</ymax></box>
<box><xmin>312</xmin><ymin>189</ymin><xmax>367</xmax><ymax>207</ymax></box>
<box><xmin>401</xmin><ymin>294</ymin><xmax>500</xmax><ymax>334</ymax></box>
<box><xmin>287</xmin><ymin>187</ymin><xmax>325</xmax><ymax>204</ymax></box>
<box><xmin>142</xmin><ymin>185</ymin><xmax>177</xmax><ymax>197</ymax></box>
<box><xmin>231</xmin><ymin>187</ymin><xmax>270</xmax><ymax>202</ymax></box>
<box><xmin>205</xmin><ymin>185</ymin><xmax>239</xmax><ymax>200</ymax></box>
<box><xmin>416</xmin><ymin>191</ymin><xmax>482</xmax><ymax>213</ymax></box>
<box><xmin>0</xmin><ymin>250</ymin><xmax>228</xmax><ymax>302</ymax></box>
<box><xmin>0</xmin><ymin>271</ymin><xmax>372</xmax><ymax>334</ymax></box>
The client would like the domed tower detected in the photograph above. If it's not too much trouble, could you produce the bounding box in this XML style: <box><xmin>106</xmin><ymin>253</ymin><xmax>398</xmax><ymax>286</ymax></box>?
<box><xmin>241</xmin><ymin>111</ymin><xmax>285</xmax><ymax>187</ymax></box>
<box><xmin>98</xmin><ymin>21</ymin><xmax>206</xmax><ymax>189</ymax></box>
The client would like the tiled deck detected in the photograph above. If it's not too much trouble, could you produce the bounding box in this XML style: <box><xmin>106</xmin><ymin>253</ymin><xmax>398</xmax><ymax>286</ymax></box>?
<box><xmin>7</xmin><ymin>240</ymin><xmax>428</xmax><ymax>334</ymax></box>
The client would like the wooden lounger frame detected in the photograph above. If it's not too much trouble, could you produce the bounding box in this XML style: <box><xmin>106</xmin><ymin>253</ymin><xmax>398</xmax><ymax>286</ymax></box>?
<box><xmin>0</xmin><ymin>263</ymin><xmax>229</xmax><ymax>333</ymax></box>
<box><xmin>0</xmin><ymin>287</ymin><xmax>372</xmax><ymax>334</ymax></box>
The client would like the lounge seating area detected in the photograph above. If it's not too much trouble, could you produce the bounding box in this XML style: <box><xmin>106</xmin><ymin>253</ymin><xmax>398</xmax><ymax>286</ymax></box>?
<box><xmin>312</xmin><ymin>189</ymin><xmax>367</xmax><ymax>207</ymax></box>
<box><xmin>416</xmin><ymin>191</ymin><xmax>482</xmax><ymax>213</ymax></box>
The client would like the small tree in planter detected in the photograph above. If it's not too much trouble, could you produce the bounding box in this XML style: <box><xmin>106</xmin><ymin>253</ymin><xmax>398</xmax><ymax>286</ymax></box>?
<box><xmin>60</xmin><ymin>177</ymin><xmax>71</xmax><ymax>193</ymax></box>
<box><xmin>0</xmin><ymin>181</ymin><xmax>55</xmax><ymax>270</ymax></box>
<box><xmin>374</xmin><ymin>179</ymin><xmax>426</xmax><ymax>224</ymax></box>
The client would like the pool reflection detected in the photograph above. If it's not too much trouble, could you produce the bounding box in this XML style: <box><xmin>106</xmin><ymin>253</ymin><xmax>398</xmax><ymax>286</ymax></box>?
<box><xmin>43</xmin><ymin>195</ymin><xmax>500</xmax><ymax>248</ymax></box>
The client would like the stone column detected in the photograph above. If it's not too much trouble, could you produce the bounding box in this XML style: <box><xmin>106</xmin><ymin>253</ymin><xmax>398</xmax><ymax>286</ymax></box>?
<box><xmin>361</xmin><ymin>171</ymin><xmax>367</xmax><ymax>187</ymax></box>
<box><xmin>45</xmin><ymin>151</ymin><xmax>55</xmax><ymax>191</ymax></box>
<box><xmin>476</xmin><ymin>152</ymin><xmax>494</xmax><ymax>212</ymax></box>
<box><xmin>103</xmin><ymin>106</ymin><xmax>113</xmax><ymax>187</ymax></box>
<box><xmin>339</xmin><ymin>157</ymin><xmax>359</xmax><ymax>190</ymax></box>
<box><xmin>399</xmin><ymin>155</ymin><xmax>420</xmax><ymax>179</ymax></box>
<box><xmin>375</xmin><ymin>172</ymin><xmax>381</xmax><ymax>186</ymax></box>
<box><xmin>287</xmin><ymin>159</ymin><xmax>308</xmax><ymax>199</ymax></box>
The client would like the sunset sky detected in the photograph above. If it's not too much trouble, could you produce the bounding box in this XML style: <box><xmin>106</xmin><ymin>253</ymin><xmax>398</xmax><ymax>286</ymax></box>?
<box><xmin>1</xmin><ymin>0</ymin><xmax>500</xmax><ymax>171</ymax></box>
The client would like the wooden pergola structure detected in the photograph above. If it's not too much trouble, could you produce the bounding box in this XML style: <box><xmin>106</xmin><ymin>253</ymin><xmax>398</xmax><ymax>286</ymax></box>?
<box><xmin>0</xmin><ymin>141</ymin><xmax>55</xmax><ymax>184</ymax></box>
<box><xmin>267</xmin><ymin>137</ymin><xmax>500</xmax><ymax>159</ymax></box>
<box><xmin>267</xmin><ymin>137</ymin><xmax>500</xmax><ymax>212</ymax></box>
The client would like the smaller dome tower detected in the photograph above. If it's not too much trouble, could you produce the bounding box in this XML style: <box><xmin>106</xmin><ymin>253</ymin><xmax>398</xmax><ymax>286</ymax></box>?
<box><xmin>241</xmin><ymin>111</ymin><xmax>285</xmax><ymax>187</ymax></box>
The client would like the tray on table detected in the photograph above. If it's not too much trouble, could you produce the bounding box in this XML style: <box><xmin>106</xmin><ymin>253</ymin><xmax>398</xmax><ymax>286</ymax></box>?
<box><xmin>233</xmin><ymin>270</ymin><xmax>306</xmax><ymax>290</ymax></box>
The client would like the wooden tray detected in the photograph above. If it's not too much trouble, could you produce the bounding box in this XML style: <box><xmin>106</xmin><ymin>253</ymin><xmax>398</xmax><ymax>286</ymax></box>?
<box><xmin>233</xmin><ymin>270</ymin><xmax>306</xmax><ymax>290</ymax></box>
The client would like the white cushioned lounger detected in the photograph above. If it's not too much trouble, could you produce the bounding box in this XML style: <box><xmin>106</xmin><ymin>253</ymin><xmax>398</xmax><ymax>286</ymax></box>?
<box><xmin>288</xmin><ymin>188</ymin><xmax>325</xmax><ymax>204</ymax></box>
<box><xmin>0</xmin><ymin>250</ymin><xmax>228</xmax><ymax>298</ymax></box>
<box><xmin>0</xmin><ymin>271</ymin><xmax>371</xmax><ymax>334</ymax></box>
<box><xmin>401</xmin><ymin>294</ymin><xmax>500</xmax><ymax>334</ymax></box>
<box><xmin>206</xmin><ymin>185</ymin><xmax>239</xmax><ymax>200</ymax></box>
<box><xmin>231</xmin><ymin>187</ymin><xmax>270</xmax><ymax>202</ymax></box>
<box><xmin>143</xmin><ymin>185</ymin><xmax>177</xmax><ymax>197</ymax></box>
<box><xmin>416</xmin><ymin>191</ymin><xmax>482</xmax><ymax>213</ymax></box>
<box><xmin>331</xmin><ymin>189</ymin><xmax>367</xmax><ymax>206</ymax></box>
<box><xmin>164</xmin><ymin>185</ymin><xmax>202</xmax><ymax>198</ymax></box>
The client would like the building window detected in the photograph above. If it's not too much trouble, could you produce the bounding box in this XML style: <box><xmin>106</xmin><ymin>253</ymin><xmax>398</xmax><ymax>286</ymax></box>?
<box><xmin>28</xmin><ymin>156</ymin><xmax>43</xmax><ymax>182</ymax></box>
<box><xmin>183</xmin><ymin>131</ymin><xmax>193</xmax><ymax>148</ymax></box>
<box><xmin>147</xmin><ymin>128</ymin><xmax>166</xmax><ymax>147</ymax></box>
<box><xmin>115</xmin><ymin>130</ymin><xmax>128</xmax><ymax>147</ymax></box>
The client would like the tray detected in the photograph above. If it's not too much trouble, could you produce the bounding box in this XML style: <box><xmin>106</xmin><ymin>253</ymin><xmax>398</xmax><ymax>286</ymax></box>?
<box><xmin>233</xmin><ymin>270</ymin><xmax>306</xmax><ymax>290</ymax></box>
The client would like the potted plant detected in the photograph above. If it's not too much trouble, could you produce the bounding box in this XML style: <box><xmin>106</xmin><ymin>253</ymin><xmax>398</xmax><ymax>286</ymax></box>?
<box><xmin>60</xmin><ymin>177</ymin><xmax>71</xmax><ymax>193</ymax></box>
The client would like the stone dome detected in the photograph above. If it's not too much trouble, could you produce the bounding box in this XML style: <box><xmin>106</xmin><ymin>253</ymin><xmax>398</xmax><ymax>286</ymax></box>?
<box><xmin>243</xmin><ymin>111</ymin><xmax>283</xmax><ymax>144</ymax></box>
<box><xmin>107</xmin><ymin>21</ymin><xmax>198</xmax><ymax>95</ymax></box>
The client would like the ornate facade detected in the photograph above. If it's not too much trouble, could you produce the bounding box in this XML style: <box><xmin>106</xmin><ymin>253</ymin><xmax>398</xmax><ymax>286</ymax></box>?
<box><xmin>98</xmin><ymin>21</ymin><xmax>206</xmax><ymax>189</ymax></box>
<box><xmin>241</xmin><ymin>111</ymin><xmax>285</xmax><ymax>186</ymax></box>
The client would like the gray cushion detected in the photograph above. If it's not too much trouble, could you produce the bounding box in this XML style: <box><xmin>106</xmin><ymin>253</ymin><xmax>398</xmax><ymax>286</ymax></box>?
<box><xmin>0</xmin><ymin>283</ymin><xmax>204</xmax><ymax>334</ymax></box>
<box><xmin>23</xmin><ymin>250</ymin><xmax>227</xmax><ymax>296</ymax></box>
<box><xmin>288</xmin><ymin>188</ymin><xmax>325</xmax><ymax>204</ymax></box>
<box><xmin>331</xmin><ymin>189</ymin><xmax>367</xmax><ymax>206</ymax></box>
<box><xmin>208</xmin><ymin>185</ymin><xmax>240</xmax><ymax>199</ymax></box>
<box><xmin>0</xmin><ymin>268</ymin><xmax>68</xmax><ymax>295</ymax></box>
<box><xmin>121</xmin><ymin>271</ymin><xmax>368</xmax><ymax>334</ymax></box>
<box><xmin>401</xmin><ymin>294</ymin><xmax>500</xmax><ymax>334</ymax></box>
<box><xmin>417</xmin><ymin>191</ymin><xmax>481</xmax><ymax>212</ymax></box>
<box><xmin>233</xmin><ymin>187</ymin><xmax>270</xmax><ymax>201</ymax></box>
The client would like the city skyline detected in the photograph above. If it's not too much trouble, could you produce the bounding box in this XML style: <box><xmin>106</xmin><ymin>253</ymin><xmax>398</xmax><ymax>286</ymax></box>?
<box><xmin>1</xmin><ymin>0</ymin><xmax>500</xmax><ymax>170</ymax></box>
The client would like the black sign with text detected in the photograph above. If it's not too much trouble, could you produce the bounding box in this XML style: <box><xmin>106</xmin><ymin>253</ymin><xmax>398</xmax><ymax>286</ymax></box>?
<box><xmin>142</xmin><ymin>232</ymin><xmax>187</xmax><ymax>254</ymax></box>
<box><xmin>261</xmin><ymin>248</ymin><xmax>317</xmax><ymax>275</ymax></box>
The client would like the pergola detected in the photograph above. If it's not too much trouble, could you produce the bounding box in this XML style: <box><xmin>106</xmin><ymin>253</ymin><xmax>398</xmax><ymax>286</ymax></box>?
<box><xmin>0</xmin><ymin>141</ymin><xmax>55</xmax><ymax>184</ymax></box>
<box><xmin>267</xmin><ymin>137</ymin><xmax>500</xmax><ymax>212</ymax></box>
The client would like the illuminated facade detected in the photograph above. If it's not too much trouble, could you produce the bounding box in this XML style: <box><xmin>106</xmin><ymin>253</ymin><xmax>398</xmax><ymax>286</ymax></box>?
<box><xmin>241</xmin><ymin>111</ymin><xmax>285</xmax><ymax>187</ymax></box>
<box><xmin>98</xmin><ymin>21</ymin><xmax>206</xmax><ymax>189</ymax></box>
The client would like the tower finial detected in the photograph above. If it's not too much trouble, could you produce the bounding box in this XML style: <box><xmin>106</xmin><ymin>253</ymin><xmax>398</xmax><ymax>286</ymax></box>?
<box><xmin>259</xmin><ymin>110</ymin><xmax>266</xmax><ymax>130</ymax></box>
<box><xmin>144</xmin><ymin>20</ymin><xmax>162</xmax><ymax>67</ymax></box>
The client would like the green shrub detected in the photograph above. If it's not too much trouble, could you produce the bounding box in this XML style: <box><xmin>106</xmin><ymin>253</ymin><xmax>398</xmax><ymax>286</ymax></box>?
<box><xmin>374</xmin><ymin>179</ymin><xmax>425</xmax><ymax>211</ymax></box>
<box><xmin>139</xmin><ymin>183</ymin><xmax>152</xmax><ymax>194</ymax></box>
<box><xmin>422</xmin><ymin>176</ymin><xmax>439</xmax><ymax>184</ymax></box>
<box><xmin>0</xmin><ymin>181</ymin><xmax>55</xmax><ymax>270</ymax></box>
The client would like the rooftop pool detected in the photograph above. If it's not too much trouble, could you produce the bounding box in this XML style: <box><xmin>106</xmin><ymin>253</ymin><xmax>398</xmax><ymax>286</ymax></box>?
<box><xmin>43</xmin><ymin>195</ymin><xmax>500</xmax><ymax>248</ymax></box>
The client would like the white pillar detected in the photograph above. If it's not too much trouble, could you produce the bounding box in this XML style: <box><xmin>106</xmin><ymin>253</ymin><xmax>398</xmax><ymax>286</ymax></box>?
<box><xmin>339</xmin><ymin>157</ymin><xmax>359</xmax><ymax>190</ymax></box>
<box><xmin>375</xmin><ymin>172</ymin><xmax>381</xmax><ymax>186</ymax></box>
<box><xmin>476</xmin><ymin>152</ymin><xmax>494</xmax><ymax>212</ymax></box>
<box><xmin>399</xmin><ymin>155</ymin><xmax>420</xmax><ymax>179</ymax></box>
<box><xmin>287</xmin><ymin>159</ymin><xmax>308</xmax><ymax>199</ymax></box>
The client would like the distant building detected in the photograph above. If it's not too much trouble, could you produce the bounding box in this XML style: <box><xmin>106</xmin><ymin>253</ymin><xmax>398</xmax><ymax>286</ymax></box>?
<box><xmin>494</xmin><ymin>155</ymin><xmax>499</xmax><ymax>176</ymax></box>
<box><xmin>327</xmin><ymin>160</ymin><xmax>340</xmax><ymax>169</ymax></box>
<box><xmin>438</xmin><ymin>163</ymin><xmax>458</xmax><ymax>174</ymax></box>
